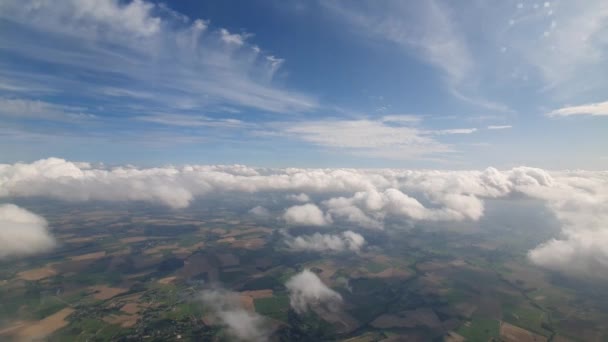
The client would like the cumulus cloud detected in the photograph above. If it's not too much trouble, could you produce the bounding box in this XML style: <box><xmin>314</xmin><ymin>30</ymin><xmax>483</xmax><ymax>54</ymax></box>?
<box><xmin>1</xmin><ymin>158</ymin><xmax>607</xmax><ymax>279</ymax></box>
<box><xmin>528</xmin><ymin>230</ymin><xmax>608</xmax><ymax>280</ymax></box>
<box><xmin>0</xmin><ymin>204</ymin><xmax>55</xmax><ymax>259</ymax></box>
<box><xmin>199</xmin><ymin>288</ymin><xmax>274</xmax><ymax>341</ymax></box>
<box><xmin>249</xmin><ymin>206</ymin><xmax>271</xmax><ymax>218</ymax></box>
<box><xmin>286</xmin><ymin>193</ymin><xmax>310</xmax><ymax>203</ymax></box>
<box><xmin>283</xmin><ymin>204</ymin><xmax>332</xmax><ymax>226</ymax></box>
<box><xmin>285</xmin><ymin>269</ymin><xmax>343</xmax><ymax>314</ymax></box>
<box><xmin>547</xmin><ymin>100</ymin><xmax>608</xmax><ymax>117</ymax></box>
<box><xmin>285</xmin><ymin>231</ymin><xmax>365</xmax><ymax>253</ymax></box>
<box><xmin>323</xmin><ymin>187</ymin><xmax>484</xmax><ymax>228</ymax></box>
<box><xmin>516</xmin><ymin>170</ymin><xmax>608</xmax><ymax>279</ymax></box>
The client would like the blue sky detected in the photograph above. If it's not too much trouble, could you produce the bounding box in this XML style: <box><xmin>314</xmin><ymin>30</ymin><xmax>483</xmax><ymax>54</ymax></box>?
<box><xmin>0</xmin><ymin>0</ymin><xmax>606</xmax><ymax>169</ymax></box>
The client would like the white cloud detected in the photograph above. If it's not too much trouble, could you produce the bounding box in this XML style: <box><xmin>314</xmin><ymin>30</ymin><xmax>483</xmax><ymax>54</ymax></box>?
<box><xmin>547</xmin><ymin>100</ymin><xmax>608</xmax><ymax>117</ymax></box>
<box><xmin>0</xmin><ymin>98</ymin><xmax>94</xmax><ymax>121</ymax></box>
<box><xmin>517</xmin><ymin>1</ymin><xmax>608</xmax><ymax>91</ymax></box>
<box><xmin>324</xmin><ymin>1</ymin><xmax>471</xmax><ymax>84</ymax></box>
<box><xmin>322</xmin><ymin>1</ymin><xmax>511</xmax><ymax>112</ymax></box>
<box><xmin>324</xmin><ymin>195</ymin><xmax>383</xmax><ymax>229</ymax></box>
<box><xmin>0</xmin><ymin>204</ymin><xmax>55</xmax><ymax>259</ymax></box>
<box><xmin>282</xmin><ymin>118</ymin><xmax>451</xmax><ymax>160</ymax></box>
<box><xmin>199</xmin><ymin>288</ymin><xmax>274</xmax><ymax>341</ymax></box>
<box><xmin>283</xmin><ymin>204</ymin><xmax>331</xmax><ymax>226</ymax></box>
<box><xmin>136</xmin><ymin>113</ymin><xmax>245</xmax><ymax>128</ymax></box>
<box><xmin>219</xmin><ymin>28</ymin><xmax>248</xmax><ymax>46</ymax></box>
<box><xmin>285</xmin><ymin>231</ymin><xmax>365</xmax><ymax>253</ymax></box>
<box><xmin>431</xmin><ymin>128</ymin><xmax>478</xmax><ymax>135</ymax></box>
<box><xmin>381</xmin><ymin>115</ymin><xmax>422</xmax><ymax>124</ymax></box>
<box><xmin>0</xmin><ymin>0</ymin><xmax>316</xmax><ymax>114</ymax></box>
<box><xmin>487</xmin><ymin>125</ymin><xmax>512</xmax><ymax>130</ymax></box>
<box><xmin>1</xmin><ymin>158</ymin><xmax>607</xmax><ymax>279</ymax></box>
<box><xmin>249</xmin><ymin>206</ymin><xmax>270</xmax><ymax>218</ymax></box>
<box><xmin>325</xmin><ymin>0</ymin><xmax>608</xmax><ymax>106</ymax></box>
<box><xmin>514</xmin><ymin>170</ymin><xmax>608</xmax><ymax>279</ymax></box>
<box><xmin>528</xmin><ymin>230</ymin><xmax>608</xmax><ymax>280</ymax></box>
<box><xmin>449</xmin><ymin>90</ymin><xmax>513</xmax><ymax>113</ymax></box>
<box><xmin>323</xmin><ymin>187</ymin><xmax>484</xmax><ymax>226</ymax></box>
<box><xmin>286</xmin><ymin>193</ymin><xmax>310</xmax><ymax>203</ymax></box>
<box><xmin>285</xmin><ymin>269</ymin><xmax>343</xmax><ymax>314</ymax></box>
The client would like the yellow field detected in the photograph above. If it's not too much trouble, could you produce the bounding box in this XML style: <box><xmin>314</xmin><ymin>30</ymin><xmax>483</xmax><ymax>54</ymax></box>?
<box><xmin>88</xmin><ymin>285</ymin><xmax>129</xmax><ymax>300</ymax></box>
<box><xmin>8</xmin><ymin>308</ymin><xmax>75</xmax><ymax>340</ymax></box>
<box><xmin>70</xmin><ymin>251</ymin><xmax>106</xmax><ymax>261</ymax></box>
<box><xmin>500</xmin><ymin>321</ymin><xmax>548</xmax><ymax>342</ymax></box>
<box><xmin>17</xmin><ymin>266</ymin><xmax>57</xmax><ymax>281</ymax></box>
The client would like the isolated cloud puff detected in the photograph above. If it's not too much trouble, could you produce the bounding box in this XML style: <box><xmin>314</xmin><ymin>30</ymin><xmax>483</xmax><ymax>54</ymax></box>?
<box><xmin>285</xmin><ymin>231</ymin><xmax>365</xmax><ymax>253</ymax></box>
<box><xmin>528</xmin><ymin>230</ymin><xmax>608</xmax><ymax>280</ymax></box>
<box><xmin>286</xmin><ymin>193</ymin><xmax>310</xmax><ymax>203</ymax></box>
<box><xmin>487</xmin><ymin>125</ymin><xmax>512</xmax><ymax>130</ymax></box>
<box><xmin>283</xmin><ymin>204</ymin><xmax>332</xmax><ymax>226</ymax></box>
<box><xmin>285</xmin><ymin>269</ymin><xmax>343</xmax><ymax>314</ymax></box>
<box><xmin>0</xmin><ymin>204</ymin><xmax>55</xmax><ymax>259</ymax></box>
<box><xmin>199</xmin><ymin>288</ymin><xmax>274</xmax><ymax>341</ymax></box>
<box><xmin>248</xmin><ymin>206</ymin><xmax>270</xmax><ymax>218</ymax></box>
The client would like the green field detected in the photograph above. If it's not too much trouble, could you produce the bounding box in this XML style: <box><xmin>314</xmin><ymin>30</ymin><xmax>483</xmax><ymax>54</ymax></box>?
<box><xmin>364</xmin><ymin>262</ymin><xmax>390</xmax><ymax>274</ymax></box>
<box><xmin>456</xmin><ymin>317</ymin><xmax>500</xmax><ymax>341</ymax></box>
<box><xmin>254</xmin><ymin>295</ymin><xmax>290</xmax><ymax>321</ymax></box>
<box><xmin>503</xmin><ymin>304</ymin><xmax>551</xmax><ymax>336</ymax></box>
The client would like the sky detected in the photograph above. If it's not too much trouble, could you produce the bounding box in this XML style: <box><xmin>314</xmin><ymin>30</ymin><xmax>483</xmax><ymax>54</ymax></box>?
<box><xmin>0</xmin><ymin>0</ymin><xmax>607</xmax><ymax>169</ymax></box>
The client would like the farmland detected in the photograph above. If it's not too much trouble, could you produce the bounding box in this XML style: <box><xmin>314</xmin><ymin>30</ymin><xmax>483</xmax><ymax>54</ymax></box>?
<box><xmin>0</xmin><ymin>199</ymin><xmax>607</xmax><ymax>341</ymax></box>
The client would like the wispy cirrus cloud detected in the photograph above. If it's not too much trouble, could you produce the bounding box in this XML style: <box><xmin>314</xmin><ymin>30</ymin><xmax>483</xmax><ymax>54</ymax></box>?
<box><xmin>322</xmin><ymin>0</ymin><xmax>509</xmax><ymax>112</ymax></box>
<box><xmin>136</xmin><ymin>113</ymin><xmax>246</xmax><ymax>128</ymax></box>
<box><xmin>323</xmin><ymin>0</ymin><xmax>608</xmax><ymax>111</ymax></box>
<box><xmin>547</xmin><ymin>100</ymin><xmax>608</xmax><ymax>117</ymax></box>
<box><xmin>0</xmin><ymin>0</ymin><xmax>316</xmax><ymax>115</ymax></box>
<box><xmin>281</xmin><ymin>118</ymin><xmax>448</xmax><ymax>159</ymax></box>
<box><xmin>0</xmin><ymin>98</ymin><xmax>95</xmax><ymax>121</ymax></box>
<box><xmin>431</xmin><ymin>128</ymin><xmax>477</xmax><ymax>135</ymax></box>
<box><xmin>277</xmin><ymin>116</ymin><xmax>480</xmax><ymax>160</ymax></box>
<box><xmin>487</xmin><ymin>125</ymin><xmax>512</xmax><ymax>130</ymax></box>
<box><xmin>322</xmin><ymin>1</ymin><xmax>468</xmax><ymax>82</ymax></box>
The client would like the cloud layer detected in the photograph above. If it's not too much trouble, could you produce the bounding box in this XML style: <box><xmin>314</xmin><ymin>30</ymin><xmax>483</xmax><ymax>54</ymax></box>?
<box><xmin>0</xmin><ymin>204</ymin><xmax>55</xmax><ymax>259</ymax></box>
<box><xmin>1</xmin><ymin>158</ymin><xmax>607</xmax><ymax>278</ymax></box>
